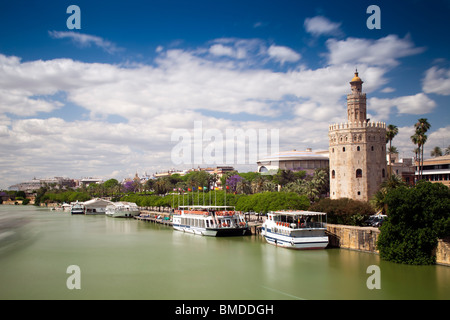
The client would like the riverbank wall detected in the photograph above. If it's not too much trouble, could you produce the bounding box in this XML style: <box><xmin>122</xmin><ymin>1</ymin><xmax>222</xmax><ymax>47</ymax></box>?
<box><xmin>326</xmin><ymin>224</ymin><xmax>450</xmax><ymax>266</ymax></box>
<box><xmin>326</xmin><ymin>224</ymin><xmax>380</xmax><ymax>253</ymax></box>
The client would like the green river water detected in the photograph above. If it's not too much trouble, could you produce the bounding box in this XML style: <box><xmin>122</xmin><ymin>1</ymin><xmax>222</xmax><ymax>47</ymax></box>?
<box><xmin>0</xmin><ymin>205</ymin><xmax>449</xmax><ymax>300</ymax></box>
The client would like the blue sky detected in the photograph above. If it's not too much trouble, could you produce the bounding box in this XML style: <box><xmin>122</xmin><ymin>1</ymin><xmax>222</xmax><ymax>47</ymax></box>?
<box><xmin>1</xmin><ymin>0</ymin><xmax>449</xmax><ymax>188</ymax></box>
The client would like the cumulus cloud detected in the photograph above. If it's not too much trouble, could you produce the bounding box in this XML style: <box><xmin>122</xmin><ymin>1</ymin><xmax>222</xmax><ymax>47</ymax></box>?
<box><xmin>0</xmin><ymin>33</ymin><xmax>437</xmax><ymax>188</ymax></box>
<box><xmin>422</xmin><ymin>66</ymin><xmax>450</xmax><ymax>95</ymax></box>
<box><xmin>326</xmin><ymin>34</ymin><xmax>425</xmax><ymax>66</ymax></box>
<box><xmin>49</xmin><ymin>31</ymin><xmax>123</xmax><ymax>54</ymax></box>
<box><xmin>267</xmin><ymin>45</ymin><xmax>301</xmax><ymax>65</ymax></box>
<box><xmin>304</xmin><ymin>16</ymin><xmax>343</xmax><ymax>37</ymax></box>
<box><xmin>369</xmin><ymin>93</ymin><xmax>436</xmax><ymax>120</ymax></box>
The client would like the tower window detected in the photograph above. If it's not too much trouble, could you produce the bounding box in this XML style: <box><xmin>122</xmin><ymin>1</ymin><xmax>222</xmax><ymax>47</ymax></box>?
<box><xmin>343</xmin><ymin>147</ymin><xmax>346</xmax><ymax>152</ymax></box>
<box><xmin>356</xmin><ymin>169</ymin><xmax>362</xmax><ymax>178</ymax></box>
<box><xmin>357</xmin><ymin>146</ymin><xmax>360</xmax><ymax>151</ymax></box>
<box><xmin>332</xmin><ymin>170</ymin><xmax>336</xmax><ymax>179</ymax></box>
<box><xmin>371</xmin><ymin>146</ymin><xmax>374</xmax><ymax>151</ymax></box>
<box><xmin>382</xmin><ymin>169</ymin><xmax>385</xmax><ymax>178</ymax></box>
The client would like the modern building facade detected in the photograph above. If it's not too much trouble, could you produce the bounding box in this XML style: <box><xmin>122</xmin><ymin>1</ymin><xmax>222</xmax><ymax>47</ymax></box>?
<box><xmin>256</xmin><ymin>148</ymin><xmax>329</xmax><ymax>175</ymax></box>
<box><xmin>417</xmin><ymin>155</ymin><xmax>450</xmax><ymax>188</ymax></box>
<box><xmin>328</xmin><ymin>71</ymin><xmax>387</xmax><ymax>201</ymax></box>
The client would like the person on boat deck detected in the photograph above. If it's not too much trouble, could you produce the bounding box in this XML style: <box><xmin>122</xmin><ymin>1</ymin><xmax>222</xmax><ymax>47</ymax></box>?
<box><xmin>300</xmin><ymin>218</ymin><xmax>305</xmax><ymax>227</ymax></box>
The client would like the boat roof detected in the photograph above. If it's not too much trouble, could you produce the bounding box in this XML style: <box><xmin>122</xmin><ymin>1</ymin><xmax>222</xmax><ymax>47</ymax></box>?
<box><xmin>83</xmin><ymin>198</ymin><xmax>114</xmax><ymax>208</ymax></box>
<box><xmin>107</xmin><ymin>201</ymin><xmax>138</xmax><ymax>207</ymax></box>
<box><xmin>179</xmin><ymin>205</ymin><xmax>235</xmax><ymax>209</ymax></box>
<box><xmin>270</xmin><ymin>210</ymin><xmax>326</xmax><ymax>216</ymax></box>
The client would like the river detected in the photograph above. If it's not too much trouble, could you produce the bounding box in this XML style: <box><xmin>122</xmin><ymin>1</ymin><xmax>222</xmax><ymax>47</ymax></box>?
<box><xmin>0</xmin><ymin>205</ymin><xmax>449</xmax><ymax>300</ymax></box>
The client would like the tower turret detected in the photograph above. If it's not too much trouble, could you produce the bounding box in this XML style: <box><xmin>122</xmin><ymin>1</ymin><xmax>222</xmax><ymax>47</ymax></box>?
<box><xmin>347</xmin><ymin>70</ymin><xmax>367</xmax><ymax>123</ymax></box>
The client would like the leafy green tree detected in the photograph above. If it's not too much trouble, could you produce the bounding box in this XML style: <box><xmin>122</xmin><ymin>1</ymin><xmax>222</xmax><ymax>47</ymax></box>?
<box><xmin>377</xmin><ymin>181</ymin><xmax>450</xmax><ymax>265</ymax></box>
<box><xmin>309</xmin><ymin>198</ymin><xmax>375</xmax><ymax>226</ymax></box>
<box><xmin>371</xmin><ymin>174</ymin><xmax>406</xmax><ymax>214</ymax></box>
<box><xmin>430</xmin><ymin>146</ymin><xmax>443</xmax><ymax>157</ymax></box>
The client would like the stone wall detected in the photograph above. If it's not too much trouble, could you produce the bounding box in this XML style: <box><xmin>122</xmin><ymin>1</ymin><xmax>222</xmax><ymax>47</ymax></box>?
<box><xmin>327</xmin><ymin>224</ymin><xmax>380</xmax><ymax>253</ymax></box>
<box><xmin>435</xmin><ymin>238</ymin><xmax>450</xmax><ymax>266</ymax></box>
<box><xmin>327</xmin><ymin>224</ymin><xmax>450</xmax><ymax>266</ymax></box>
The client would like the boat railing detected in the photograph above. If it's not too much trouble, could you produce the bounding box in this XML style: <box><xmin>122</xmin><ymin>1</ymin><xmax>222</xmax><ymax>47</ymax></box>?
<box><xmin>274</xmin><ymin>221</ymin><xmax>326</xmax><ymax>229</ymax></box>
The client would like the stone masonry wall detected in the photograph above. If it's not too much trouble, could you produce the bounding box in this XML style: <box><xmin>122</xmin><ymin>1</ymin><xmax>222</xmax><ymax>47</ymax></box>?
<box><xmin>327</xmin><ymin>224</ymin><xmax>450</xmax><ymax>266</ymax></box>
<box><xmin>327</xmin><ymin>224</ymin><xmax>380</xmax><ymax>253</ymax></box>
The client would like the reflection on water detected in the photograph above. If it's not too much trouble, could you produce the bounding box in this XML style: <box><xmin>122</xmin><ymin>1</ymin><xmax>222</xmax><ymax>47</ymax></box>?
<box><xmin>0</xmin><ymin>206</ymin><xmax>449</xmax><ymax>300</ymax></box>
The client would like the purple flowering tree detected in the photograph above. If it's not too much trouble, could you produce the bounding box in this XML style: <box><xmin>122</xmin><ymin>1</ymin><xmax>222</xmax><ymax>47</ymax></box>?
<box><xmin>226</xmin><ymin>175</ymin><xmax>242</xmax><ymax>193</ymax></box>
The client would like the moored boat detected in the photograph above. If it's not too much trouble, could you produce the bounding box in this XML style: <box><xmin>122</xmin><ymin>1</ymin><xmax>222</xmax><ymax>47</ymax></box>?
<box><xmin>84</xmin><ymin>198</ymin><xmax>114</xmax><ymax>215</ymax></box>
<box><xmin>105</xmin><ymin>202</ymin><xmax>140</xmax><ymax>218</ymax></box>
<box><xmin>70</xmin><ymin>201</ymin><xmax>85</xmax><ymax>215</ymax></box>
<box><xmin>261</xmin><ymin>210</ymin><xmax>328</xmax><ymax>249</ymax></box>
<box><xmin>172</xmin><ymin>205</ymin><xmax>249</xmax><ymax>237</ymax></box>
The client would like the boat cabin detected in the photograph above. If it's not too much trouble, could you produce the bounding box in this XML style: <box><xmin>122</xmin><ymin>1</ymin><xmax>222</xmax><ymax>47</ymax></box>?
<box><xmin>267</xmin><ymin>210</ymin><xmax>327</xmax><ymax>229</ymax></box>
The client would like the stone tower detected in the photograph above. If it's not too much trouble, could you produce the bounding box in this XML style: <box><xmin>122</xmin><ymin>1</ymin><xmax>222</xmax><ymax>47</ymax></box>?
<box><xmin>328</xmin><ymin>71</ymin><xmax>387</xmax><ymax>201</ymax></box>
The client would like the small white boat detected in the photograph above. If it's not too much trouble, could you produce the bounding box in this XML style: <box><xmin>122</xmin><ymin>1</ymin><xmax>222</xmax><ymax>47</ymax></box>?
<box><xmin>105</xmin><ymin>202</ymin><xmax>140</xmax><ymax>218</ymax></box>
<box><xmin>172</xmin><ymin>205</ymin><xmax>249</xmax><ymax>237</ymax></box>
<box><xmin>70</xmin><ymin>201</ymin><xmax>85</xmax><ymax>215</ymax></box>
<box><xmin>62</xmin><ymin>203</ymin><xmax>72</xmax><ymax>212</ymax></box>
<box><xmin>261</xmin><ymin>210</ymin><xmax>328</xmax><ymax>249</ymax></box>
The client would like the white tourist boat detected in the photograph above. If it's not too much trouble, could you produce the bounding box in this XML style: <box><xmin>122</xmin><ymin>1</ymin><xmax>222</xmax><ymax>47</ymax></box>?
<box><xmin>172</xmin><ymin>206</ymin><xmax>249</xmax><ymax>237</ymax></box>
<box><xmin>84</xmin><ymin>198</ymin><xmax>114</xmax><ymax>215</ymax></box>
<box><xmin>105</xmin><ymin>201</ymin><xmax>140</xmax><ymax>218</ymax></box>
<box><xmin>70</xmin><ymin>201</ymin><xmax>84</xmax><ymax>215</ymax></box>
<box><xmin>261</xmin><ymin>210</ymin><xmax>328</xmax><ymax>249</ymax></box>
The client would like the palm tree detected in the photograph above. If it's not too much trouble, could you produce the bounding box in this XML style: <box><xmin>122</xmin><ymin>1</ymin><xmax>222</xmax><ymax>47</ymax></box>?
<box><xmin>386</xmin><ymin>124</ymin><xmax>399</xmax><ymax>177</ymax></box>
<box><xmin>410</xmin><ymin>133</ymin><xmax>420</xmax><ymax>180</ymax></box>
<box><xmin>412</xmin><ymin>118</ymin><xmax>431</xmax><ymax>181</ymax></box>
<box><xmin>430</xmin><ymin>146</ymin><xmax>443</xmax><ymax>157</ymax></box>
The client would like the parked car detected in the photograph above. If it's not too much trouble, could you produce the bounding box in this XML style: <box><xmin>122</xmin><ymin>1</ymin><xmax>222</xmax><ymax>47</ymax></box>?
<box><xmin>365</xmin><ymin>214</ymin><xmax>387</xmax><ymax>227</ymax></box>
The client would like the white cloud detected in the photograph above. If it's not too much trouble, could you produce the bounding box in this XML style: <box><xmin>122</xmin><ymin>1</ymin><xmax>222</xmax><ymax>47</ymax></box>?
<box><xmin>422</xmin><ymin>66</ymin><xmax>450</xmax><ymax>95</ymax></box>
<box><xmin>369</xmin><ymin>93</ymin><xmax>436</xmax><ymax>120</ymax></box>
<box><xmin>209</xmin><ymin>44</ymin><xmax>236</xmax><ymax>58</ymax></box>
<box><xmin>0</xmin><ymin>33</ymin><xmax>442</xmax><ymax>188</ymax></box>
<box><xmin>392</xmin><ymin>125</ymin><xmax>450</xmax><ymax>160</ymax></box>
<box><xmin>304</xmin><ymin>16</ymin><xmax>342</xmax><ymax>37</ymax></box>
<box><xmin>267</xmin><ymin>45</ymin><xmax>301</xmax><ymax>65</ymax></box>
<box><xmin>49</xmin><ymin>30</ymin><xmax>123</xmax><ymax>54</ymax></box>
<box><xmin>326</xmin><ymin>34</ymin><xmax>425</xmax><ymax>66</ymax></box>
<box><xmin>380</xmin><ymin>87</ymin><xmax>396</xmax><ymax>93</ymax></box>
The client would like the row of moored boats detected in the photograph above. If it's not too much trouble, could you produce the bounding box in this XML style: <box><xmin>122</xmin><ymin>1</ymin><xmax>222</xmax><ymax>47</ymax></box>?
<box><xmin>51</xmin><ymin>198</ymin><xmax>139</xmax><ymax>218</ymax></box>
<box><xmin>52</xmin><ymin>199</ymin><xmax>329</xmax><ymax>250</ymax></box>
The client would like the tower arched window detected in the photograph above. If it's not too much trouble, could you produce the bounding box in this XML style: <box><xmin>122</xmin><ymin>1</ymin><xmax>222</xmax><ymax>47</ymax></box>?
<box><xmin>382</xmin><ymin>169</ymin><xmax>385</xmax><ymax>178</ymax></box>
<box><xmin>356</xmin><ymin>169</ymin><xmax>362</xmax><ymax>178</ymax></box>
<box><xmin>332</xmin><ymin>170</ymin><xmax>336</xmax><ymax>179</ymax></box>
<box><xmin>357</xmin><ymin>146</ymin><xmax>360</xmax><ymax>151</ymax></box>
<box><xmin>343</xmin><ymin>147</ymin><xmax>346</xmax><ymax>152</ymax></box>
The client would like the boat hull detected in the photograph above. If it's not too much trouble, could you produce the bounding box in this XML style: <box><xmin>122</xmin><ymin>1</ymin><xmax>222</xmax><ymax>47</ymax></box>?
<box><xmin>261</xmin><ymin>227</ymin><xmax>328</xmax><ymax>250</ymax></box>
<box><xmin>173</xmin><ymin>224</ymin><xmax>249</xmax><ymax>237</ymax></box>
<box><xmin>106</xmin><ymin>211</ymin><xmax>139</xmax><ymax>218</ymax></box>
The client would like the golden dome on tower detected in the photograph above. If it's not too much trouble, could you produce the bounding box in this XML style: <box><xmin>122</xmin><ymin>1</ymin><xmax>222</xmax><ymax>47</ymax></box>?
<box><xmin>351</xmin><ymin>70</ymin><xmax>362</xmax><ymax>83</ymax></box>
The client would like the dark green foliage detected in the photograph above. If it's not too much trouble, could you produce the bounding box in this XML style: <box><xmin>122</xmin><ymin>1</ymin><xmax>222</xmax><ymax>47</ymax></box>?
<box><xmin>308</xmin><ymin>198</ymin><xmax>375</xmax><ymax>226</ymax></box>
<box><xmin>235</xmin><ymin>192</ymin><xmax>310</xmax><ymax>213</ymax></box>
<box><xmin>377</xmin><ymin>182</ymin><xmax>450</xmax><ymax>265</ymax></box>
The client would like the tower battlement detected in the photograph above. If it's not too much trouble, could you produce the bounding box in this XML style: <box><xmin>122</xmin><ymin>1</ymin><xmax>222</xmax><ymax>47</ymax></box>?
<box><xmin>329</xmin><ymin>121</ymin><xmax>386</xmax><ymax>131</ymax></box>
